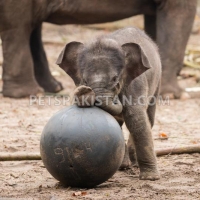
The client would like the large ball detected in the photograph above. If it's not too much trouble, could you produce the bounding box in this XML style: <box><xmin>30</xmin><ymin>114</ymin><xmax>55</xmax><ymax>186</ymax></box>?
<box><xmin>40</xmin><ymin>105</ymin><xmax>125</xmax><ymax>188</ymax></box>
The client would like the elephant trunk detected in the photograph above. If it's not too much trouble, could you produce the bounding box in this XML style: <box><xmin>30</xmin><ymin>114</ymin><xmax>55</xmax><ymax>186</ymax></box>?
<box><xmin>74</xmin><ymin>86</ymin><xmax>123</xmax><ymax>115</ymax></box>
<box><xmin>95</xmin><ymin>95</ymin><xmax>123</xmax><ymax>116</ymax></box>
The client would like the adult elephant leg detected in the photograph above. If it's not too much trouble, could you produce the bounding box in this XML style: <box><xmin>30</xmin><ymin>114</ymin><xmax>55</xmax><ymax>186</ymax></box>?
<box><xmin>156</xmin><ymin>0</ymin><xmax>197</xmax><ymax>98</ymax></box>
<box><xmin>30</xmin><ymin>24</ymin><xmax>63</xmax><ymax>93</ymax></box>
<box><xmin>1</xmin><ymin>28</ymin><xmax>43</xmax><ymax>98</ymax></box>
<box><xmin>124</xmin><ymin>106</ymin><xmax>159</xmax><ymax>180</ymax></box>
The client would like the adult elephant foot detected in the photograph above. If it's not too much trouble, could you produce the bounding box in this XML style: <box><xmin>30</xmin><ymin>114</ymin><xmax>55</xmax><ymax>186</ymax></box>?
<box><xmin>3</xmin><ymin>80</ymin><xmax>44</xmax><ymax>98</ymax></box>
<box><xmin>160</xmin><ymin>75</ymin><xmax>190</xmax><ymax>99</ymax></box>
<box><xmin>35</xmin><ymin>74</ymin><xmax>63</xmax><ymax>93</ymax></box>
<box><xmin>160</xmin><ymin>81</ymin><xmax>182</xmax><ymax>99</ymax></box>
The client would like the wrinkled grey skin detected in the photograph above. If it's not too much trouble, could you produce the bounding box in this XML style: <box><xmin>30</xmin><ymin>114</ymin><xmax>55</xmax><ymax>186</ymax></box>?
<box><xmin>0</xmin><ymin>0</ymin><xmax>197</xmax><ymax>98</ymax></box>
<box><xmin>56</xmin><ymin>27</ymin><xmax>161</xmax><ymax>180</ymax></box>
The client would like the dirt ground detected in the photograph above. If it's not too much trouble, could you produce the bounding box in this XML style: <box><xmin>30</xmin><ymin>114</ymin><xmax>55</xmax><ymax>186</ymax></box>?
<box><xmin>0</xmin><ymin>18</ymin><xmax>200</xmax><ymax>200</ymax></box>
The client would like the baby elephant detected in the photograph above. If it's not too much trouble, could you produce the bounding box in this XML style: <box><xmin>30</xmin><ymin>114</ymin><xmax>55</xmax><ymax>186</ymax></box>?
<box><xmin>56</xmin><ymin>27</ymin><xmax>161</xmax><ymax>180</ymax></box>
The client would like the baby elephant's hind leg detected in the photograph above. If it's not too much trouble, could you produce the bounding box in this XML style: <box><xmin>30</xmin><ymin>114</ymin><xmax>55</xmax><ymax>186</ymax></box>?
<box><xmin>119</xmin><ymin>143</ymin><xmax>131</xmax><ymax>170</ymax></box>
<box><xmin>114</xmin><ymin>115</ymin><xmax>131</xmax><ymax>170</ymax></box>
<box><xmin>119</xmin><ymin>135</ymin><xmax>138</xmax><ymax>170</ymax></box>
<box><xmin>127</xmin><ymin>135</ymin><xmax>138</xmax><ymax>166</ymax></box>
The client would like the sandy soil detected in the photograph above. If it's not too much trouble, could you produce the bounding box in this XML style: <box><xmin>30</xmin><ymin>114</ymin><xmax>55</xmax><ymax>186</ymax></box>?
<box><xmin>0</xmin><ymin>19</ymin><xmax>200</xmax><ymax>199</ymax></box>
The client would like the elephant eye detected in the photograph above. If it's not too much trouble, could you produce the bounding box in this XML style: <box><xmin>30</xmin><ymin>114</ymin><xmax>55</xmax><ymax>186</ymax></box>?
<box><xmin>112</xmin><ymin>76</ymin><xmax>118</xmax><ymax>83</ymax></box>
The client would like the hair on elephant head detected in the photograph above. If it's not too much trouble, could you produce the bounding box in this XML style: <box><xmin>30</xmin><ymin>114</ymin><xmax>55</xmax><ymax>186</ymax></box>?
<box><xmin>56</xmin><ymin>37</ymin><xmax>152</xmax><ymax>115</ymax></box>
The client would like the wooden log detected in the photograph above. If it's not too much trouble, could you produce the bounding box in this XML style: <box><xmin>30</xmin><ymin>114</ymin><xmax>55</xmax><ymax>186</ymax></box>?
<box><xmin>156</xmin><ymin>144</ymin><xmax>200</xmax><ymax>156</ymax></box>
<box><xmin>0</xmin><ymin>145</ymin><xmax>200</xmax><ymax>161</ymax></box>
<box><xmin>0</xmin><ymin>152</ymin><xmax>41</xmax><ymax>161</ymax></box>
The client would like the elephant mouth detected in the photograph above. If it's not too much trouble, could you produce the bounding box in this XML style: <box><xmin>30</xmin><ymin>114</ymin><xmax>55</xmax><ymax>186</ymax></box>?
<box><xmin>94</xmin><ymin>93</ymin><xmax>123</xmax><ymax>116</ymax></box>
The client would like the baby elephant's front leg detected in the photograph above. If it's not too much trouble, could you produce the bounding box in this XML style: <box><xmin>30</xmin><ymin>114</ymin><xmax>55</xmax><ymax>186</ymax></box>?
<box><xmin>124</xmin><ymin>106</ymin><xmax>160</xmax><ymax>180</ymax></box>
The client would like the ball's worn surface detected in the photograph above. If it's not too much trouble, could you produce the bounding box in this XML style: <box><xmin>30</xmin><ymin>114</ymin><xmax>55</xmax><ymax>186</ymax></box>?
<box><xmin>40</xmin><ymin>105</ymin><xmax>125</xmax><ymax>188</ymax></box>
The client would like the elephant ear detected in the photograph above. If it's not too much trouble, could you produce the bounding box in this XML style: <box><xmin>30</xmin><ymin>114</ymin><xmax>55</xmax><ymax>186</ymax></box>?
<box><xmin>121</xmin><ymin>43</ymin><xmax>152</xmax><ymax>80</ymax></box>
<box><xmin>56</xmin><ymin>41</ymin><xmax>84</xmax><ymax>85</ymax></box>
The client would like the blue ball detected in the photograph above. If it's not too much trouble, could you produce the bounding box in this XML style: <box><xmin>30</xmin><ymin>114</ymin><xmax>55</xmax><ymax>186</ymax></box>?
<box><xmin>40</xmin><ymin>105</ymin><xmax>125</xmax><ymax>188</ymax></box>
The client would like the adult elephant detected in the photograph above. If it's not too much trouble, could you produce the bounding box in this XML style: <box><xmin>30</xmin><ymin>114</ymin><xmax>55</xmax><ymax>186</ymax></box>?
<box><xmin>0</xmin><ymin>0</ymin><xmax>197</xmax><ymax>98</ymax></box>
